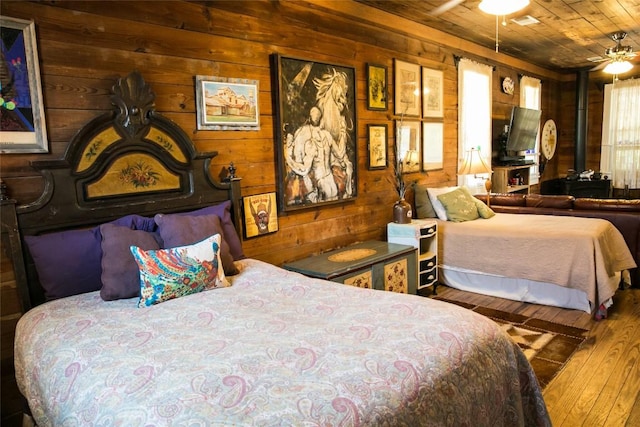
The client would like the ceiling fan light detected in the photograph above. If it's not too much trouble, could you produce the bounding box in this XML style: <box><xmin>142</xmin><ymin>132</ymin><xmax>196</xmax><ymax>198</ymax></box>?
<box><xmin>603</xmin><ymin>60</ymin><xmax>633</xmax><ymax>75</ymax></box>
<box><xmin>479</xmin><ymin>0</ymin><xmax>529</xmax><ymax>16</ymax></box>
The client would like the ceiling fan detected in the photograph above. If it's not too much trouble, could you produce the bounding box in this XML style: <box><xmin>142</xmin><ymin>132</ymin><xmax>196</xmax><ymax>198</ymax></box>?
<box><xmin>590</xmin><ymin>32</ymin><xmax>637</xmax><ymax>73</ymax></box>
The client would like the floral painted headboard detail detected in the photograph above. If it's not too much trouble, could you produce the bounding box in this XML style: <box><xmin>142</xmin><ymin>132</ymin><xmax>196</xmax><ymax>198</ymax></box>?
<box><xmin>3</xmin><ymin>71</ymin><xmax>242</xmax><ymax>309</ymax></box>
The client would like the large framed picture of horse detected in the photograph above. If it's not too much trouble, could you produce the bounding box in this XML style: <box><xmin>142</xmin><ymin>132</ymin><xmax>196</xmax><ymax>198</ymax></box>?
<box><xmin>271</xmin><ymin>54</ymin><xmax>357</xmax><ymax>212</ymax></box>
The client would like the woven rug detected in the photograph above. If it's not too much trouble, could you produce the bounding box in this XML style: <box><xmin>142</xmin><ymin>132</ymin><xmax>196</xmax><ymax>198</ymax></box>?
<box><xmin>434</xmin><ymin>297</ymin><xmax>589</xmax><ymax>388</ymax></box>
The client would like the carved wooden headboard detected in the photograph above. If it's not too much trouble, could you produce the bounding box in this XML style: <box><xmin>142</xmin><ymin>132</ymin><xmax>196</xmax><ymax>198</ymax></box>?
<box><xmin>1</xmin><ymin>71</ymin><xmax>242</xmax><ymax>311</ymax></box>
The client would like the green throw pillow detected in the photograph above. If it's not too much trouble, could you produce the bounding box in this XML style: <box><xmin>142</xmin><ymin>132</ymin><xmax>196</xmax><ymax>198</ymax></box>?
<box><xmin>437</xmin><ymin>188</ymin><xmax>480</xmax><ymax>222</ymax></box>
<box><xmin>413</xmin><ymin>183</ymin><xmax>437</xmax><ymax>218</ymax></box>
<box><xmin>460</xmin><ymin>186</ymin><xmax>496</xmax><ymax>219</ymax></box>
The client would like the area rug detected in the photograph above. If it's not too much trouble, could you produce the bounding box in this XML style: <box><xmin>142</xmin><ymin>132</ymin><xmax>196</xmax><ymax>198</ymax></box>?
<box><xmin>433</xmin><ymin>297</ymin><xmax>589</xmax><ymax>388</ymax></box>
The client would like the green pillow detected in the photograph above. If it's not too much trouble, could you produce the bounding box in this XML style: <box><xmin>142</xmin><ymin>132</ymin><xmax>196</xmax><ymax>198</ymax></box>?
<box><xmin>413</xmin><ymin>183</ymin><xmax>437</xmax><ymax>218</ymax></box>
<box><xmin>460</xmin><ymin>186</ymin><xmax>495</xmax><ymax>219</ymax></box>
<box><xmin>437</xmin><ymin>188</ymin><xmax>480</xmax><ymax>222</ymax></box>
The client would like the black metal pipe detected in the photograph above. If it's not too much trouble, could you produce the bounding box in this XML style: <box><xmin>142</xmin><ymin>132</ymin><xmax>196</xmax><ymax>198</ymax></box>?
<box><xmin>574</xmin><ymin>70</ymin><xmax>588</xmax><ymax>172</ymax></box>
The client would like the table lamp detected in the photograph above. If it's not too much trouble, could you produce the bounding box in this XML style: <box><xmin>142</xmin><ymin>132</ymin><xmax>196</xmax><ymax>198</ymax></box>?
<box><xmin>459</xmin><ymin>147</ymin><xmax>493</xmax><ymax>206</ymax></box>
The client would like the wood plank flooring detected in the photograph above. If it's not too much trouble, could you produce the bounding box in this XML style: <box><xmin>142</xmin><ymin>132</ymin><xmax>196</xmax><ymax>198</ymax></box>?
<box><xmin>434</xmin><ymin>285</ymin><xmax>640</xmax><ymax>427</ymax></box>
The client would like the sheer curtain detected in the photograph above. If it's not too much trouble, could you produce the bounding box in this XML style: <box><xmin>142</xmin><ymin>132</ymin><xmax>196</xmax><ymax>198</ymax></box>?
<box><xmin>457</xmin><ymin>58</ymin><xmax>492</xmax><ymax>192</ymax></box>
<box><xmin>601</xmin><ymin>78</ymin><xmax>640</xmax><ymax>189</ymax></box>
<box><xmin>519</xmin><ymin>75</ymin><xmax>542</xmax><ymax>185</ymax></box>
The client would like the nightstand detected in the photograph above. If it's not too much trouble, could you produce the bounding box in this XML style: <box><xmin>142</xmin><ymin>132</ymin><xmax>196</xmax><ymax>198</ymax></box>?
<box><xmin>283</xmin><ymin>240</ymin><xmax>417</xmax><ymax>294</ymax></box>
<box><xmin>387</xmin><ymin>220</ymin><xmax>438</xmax><ymax>294</ymax></box>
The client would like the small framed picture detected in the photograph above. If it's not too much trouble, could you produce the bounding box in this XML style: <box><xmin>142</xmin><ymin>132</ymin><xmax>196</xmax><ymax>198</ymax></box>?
<box><xmin>367</xmin><ymin>124</ymin><xmax>388</xmax><ymax>170</ymax></box>
<box><xmin>0</xmin><ymin>16</ymin><xmax>48</xmax><ymax>153</ymax></box>
<box><xmin>423</xmin><ymin>122</ymin><xmax>444</xmax><ymax>171</ymax></box>
<box><xmin>366</xmin><ymin>63</ymin><xmax>388</xmax><ymax>111</ymax></box>
<box><xmin>394</xmin><ymin>59</ymin><xmax>421</xmax><ymax>117</ymax></box>
<box><xmin>422</xmin><ymin>67</ymin><xmax>444</xmax><ymax>118</ymax></box>
<box><xmin>396</xmin><ymin>120</ymin><xmax>421</xmax><ymax>173</ymax></box>
<box><xmin>195</xmin><ymin>76</ymin><xmax>259</xmax><ymax>130</ymax></box>
<box><xmin>242</xmin><ymin>192</ymin><xmax>278</xmax><ymax>239</ymax></box>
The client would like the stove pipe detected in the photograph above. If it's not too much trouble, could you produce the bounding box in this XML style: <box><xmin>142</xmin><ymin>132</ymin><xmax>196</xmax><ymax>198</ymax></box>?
<box><xmin>574</xmin><ymin>70</ymin><xmax>588</xmax><ymax>173</ymax></box>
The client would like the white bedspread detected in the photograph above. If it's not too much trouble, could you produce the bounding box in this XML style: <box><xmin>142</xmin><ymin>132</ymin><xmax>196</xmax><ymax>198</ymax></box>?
<box><xmin>15</xmin><ymin>259</ymin><xmax>550</xmax><ymax>426</ymax></box>
<box><xmin>438</xmin><ymin>213</ymin><xmax>636</xmax><ymax>309</ymax></box>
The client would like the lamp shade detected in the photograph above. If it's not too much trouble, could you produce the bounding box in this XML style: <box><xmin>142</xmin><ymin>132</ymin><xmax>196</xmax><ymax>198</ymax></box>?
<box><xmin>459</xmin><ymin>147</ymin><xmax>492</xmax><ymax>176</ymax></box>
<box><xmin>479</xmin><ymin>0</ymin><xmax>529</xmax><ymax>15</ymax></box>
<box><xmin>603</xmin><ymin>59</ymin><xmax>633</xmax><ymax>75</ymax></box>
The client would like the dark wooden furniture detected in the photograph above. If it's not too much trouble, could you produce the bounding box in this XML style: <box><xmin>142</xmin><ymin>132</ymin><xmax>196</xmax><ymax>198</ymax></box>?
<box><xmin>283</xmin><ymin>240</ymin><xmax>417</xmax><ymax>294</ymax></box>
<box><xmin>541</xmin><ymin>178</ymin><xmax>611</xmax><ymax>199</ymax></box>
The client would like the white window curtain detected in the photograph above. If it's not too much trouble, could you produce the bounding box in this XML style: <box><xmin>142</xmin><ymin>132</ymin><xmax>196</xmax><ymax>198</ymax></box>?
<box><xmin>519</xmin><ymin>75</ymin><xmax>542</xmax><ymax>185</ymax></box>
<box><xmin>457</xmin><ymin>58</ymin><xmax>492</xmax><ymax>193</ymax></box>
<box><xmin>600</xmin><ymin>78</ymin><xmax>640</xmax><ymax>189</ymax></box>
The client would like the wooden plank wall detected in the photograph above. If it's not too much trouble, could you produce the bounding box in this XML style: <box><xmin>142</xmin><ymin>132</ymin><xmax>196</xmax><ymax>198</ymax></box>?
<box><xmin>0</xmin><ymin>0</ymin><xmax>617</xmax><ymax>422</ymax></box>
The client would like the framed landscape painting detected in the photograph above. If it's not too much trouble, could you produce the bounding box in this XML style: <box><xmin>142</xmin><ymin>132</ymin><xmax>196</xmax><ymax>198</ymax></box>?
<box><xmin>0</xmin><ymin>16</ymin><xmax>48</xmax><ymax>153</ymax></box>
<box><xmin>195</xmin><ymin>76</ymin><xmax>259</xmax><ymax>130</ymax></box>
<box><xmin>271</xmin><ymin>54</ymin><xmax>358</xmax><ymax>212</ymax></box>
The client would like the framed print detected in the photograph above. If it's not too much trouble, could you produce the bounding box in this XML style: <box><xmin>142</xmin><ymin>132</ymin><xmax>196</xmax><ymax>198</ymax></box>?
<box><xmin>195</xmin><ymin>76</ymin><xmax>259</xmax><ymax>130</ymax></box>
<box><xmin>367</xmin><ymin>124</ymin><xmax>388</xmax><ymax>170</ymax></box>
<box><xmin>243</xmin><ymin>192</ymin><xmax>278</xmax><ymax>238</ymax></box>
<box><xmin>422</xmin><ymin>67</ymin><xmax>444</xmax><ymax>118</ymax></box>
<box><xmin>271</xmin><ymin>54</ymin><xmax>357</xmax><ymax>212</ymax></box>
<box><xmin>394</xmin><ymin>59</ymin><xmax>421</xmax><ymax>117</ymax></box>
<box><xmin>0</xmin><ymin>16</ymin><xmax>48</xmax><ymax>153</ymax></box>
<box><xmin>423</xmin><ymin>122</ymin><xmax>444</xmax><ymax>171</ymax></box>
<box><xmin>395</xmin><ymin>120</ymin><xmax>421</xmax><ymax>173</ymax></box>
<box><xmin>366</xmin><ymin>63</ymin><xmax>387</xmax><ymax>111</ymax></box>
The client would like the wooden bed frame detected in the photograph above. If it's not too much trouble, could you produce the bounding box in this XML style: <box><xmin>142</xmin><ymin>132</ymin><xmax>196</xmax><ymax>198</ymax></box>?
<box><xmin>1</xmin><ymin>71</ymin><xmax>242</xmax><ymax>312</ymax></box>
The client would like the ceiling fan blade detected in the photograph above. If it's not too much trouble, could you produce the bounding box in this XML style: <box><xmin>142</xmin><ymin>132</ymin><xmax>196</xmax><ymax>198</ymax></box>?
<box><xmin>591</xmin><ymin>60</ymin><xmax>610</xmax><ymax>71</ymax></box>
<box><xmin>429</xmin><ymin>0</ymin><xmax>466</xmax><ymax>16</ymax></box>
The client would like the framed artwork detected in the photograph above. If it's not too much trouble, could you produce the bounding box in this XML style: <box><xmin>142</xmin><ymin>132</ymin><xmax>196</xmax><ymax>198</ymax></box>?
<box><xmin>366</xmin><ymin>63</ymin><xmax>387</xmax><ymax>111</ymax></box>
<box><xmin>396</xmin><ymin>120</ymin><xmax>421</xmax><ymax>173</ymax></box>
<box><xmin>394</xmin><ymin>59</ymin><xmax>421</xmax><ymax>117</ymax></box>
<box><xmin>271</xmin><ymin>54</ymin><xmax>357</xmax><ymax>212</ymax></box>
<box><xmin>195</xmin><ymin>76</ymin><xmax>259</xmax><ymax>130</ymax></box>
<box><xmin>0</xmin><ymin>16</ymin><xmax>48</xmax><ymax>153</ymax></box>
<box><xmin>422</xmin><ymin>122</ymin><xmax>444</xmax><ymax>171</ymax></box>
<box><xmin>422</xmin><ymin>67</ymin><xmax>444</xmax><ymax>118</ymax></box>
<box><xmin>367</xmin><ymin>124</ymin><xmax>388</xmax><ymax>170</ymax></box>
<box><xmin>242</xmin><ymin>192</ymin><xmax>278</xmax><ymax>238</ymax></box>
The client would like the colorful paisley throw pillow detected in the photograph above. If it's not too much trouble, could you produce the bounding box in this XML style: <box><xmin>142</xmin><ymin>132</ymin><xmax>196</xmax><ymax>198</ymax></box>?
<box><xmin>130</xmin><ymin>233</ymin><xmax>230</xmax><ymax>308</ymax></box>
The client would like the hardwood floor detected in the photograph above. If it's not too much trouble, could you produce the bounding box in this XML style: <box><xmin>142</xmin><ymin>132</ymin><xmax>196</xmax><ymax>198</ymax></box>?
<box><xmin>434</xmin><ymin>285</ymin><xmax>640</xmax><ymax>427</ymax></box>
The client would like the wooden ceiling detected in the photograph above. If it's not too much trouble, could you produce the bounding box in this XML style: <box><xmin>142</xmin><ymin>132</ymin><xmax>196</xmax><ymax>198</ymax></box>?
<box><xmin>356</xmin><ymin>0</ymin><xmax>640</xmax><ymax>73</ymax></box>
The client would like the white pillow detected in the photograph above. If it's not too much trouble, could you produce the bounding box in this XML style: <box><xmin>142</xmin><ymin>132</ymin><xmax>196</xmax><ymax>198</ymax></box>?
<box><xmin>427</xmin><ymin>186</ymin><xmax>459</xmax><ymax>220</ymax></box>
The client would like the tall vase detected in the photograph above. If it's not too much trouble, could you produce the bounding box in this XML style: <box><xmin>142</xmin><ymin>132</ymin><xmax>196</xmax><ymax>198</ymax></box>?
<box><xmin>393</xmin><ymin>198</ymin><xmax>412</xmax><ymax>224</ymax></box>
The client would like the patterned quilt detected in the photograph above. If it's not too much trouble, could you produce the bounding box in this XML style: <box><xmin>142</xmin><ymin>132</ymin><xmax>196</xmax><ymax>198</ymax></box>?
<box><xmin>15</xmin><ymin>259</ymin><xmax>550</xmax><ymax>426</ymax></box>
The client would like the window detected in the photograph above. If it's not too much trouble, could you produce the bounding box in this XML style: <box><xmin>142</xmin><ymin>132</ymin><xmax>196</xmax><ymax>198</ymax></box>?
<box><xmin>601</xmin><ymin>79</ymin><xmax>640</xmax><ymax>189</ymax></box>
<box><xmin>457</xmin><ymin>58</ymin><xmax>492</xmax><ymax>193</ymax></box>
<box><xmin>519</xmin><ymin>76</ymin><xmax>542</xmax><ymax>185</ymax></box>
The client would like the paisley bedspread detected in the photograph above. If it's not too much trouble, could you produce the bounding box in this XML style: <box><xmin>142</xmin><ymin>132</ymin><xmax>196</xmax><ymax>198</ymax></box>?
<box><xmin>15</xmin><ymin>259</ymin><xmax>550</xmax><ymax>426</ymax></box>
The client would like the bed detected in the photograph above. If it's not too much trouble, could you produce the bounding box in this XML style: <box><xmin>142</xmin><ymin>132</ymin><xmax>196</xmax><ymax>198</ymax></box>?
<box><xmin>5</xmin><ymin>72</ymin><xmax>550</xmax><ymax>426</ymax></box>
<box><xmin>422</xmin><ymin>186</ymin><xmax>636</xmax><ymax>315</ymax></box>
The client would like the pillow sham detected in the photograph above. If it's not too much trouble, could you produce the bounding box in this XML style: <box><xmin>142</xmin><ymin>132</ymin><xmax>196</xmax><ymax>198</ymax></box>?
<box><xmin>413</xmin><ymin>183</ymin><xmax>437</xmax><ymax>219</ymax></box>
<box><xmin>177</xmin><ymin>201</ymin><xmax>245</xmax><ymax>260</ymax></box>
<box><xmin>459</xmin><ymin>186</ymin><xmax>495</xmax><ymax>219</ymax></box>
<box><xmin>131</xmin><ymin>233</ymin><xmax>230</xmax><ymax>308</ymax></box>
<box><xmin>24</xmin><ymin>214</ymin><xmax>157</xmax><ymax>300</ymax></box>
<box><xmin>437</xmin><ymin>188</ymin><xmax>480</xmax><ymax>222</ymax></box>
<box><xmin>155</xmin><ymin>213</ymin><xmax>238</xmax><ymax>275</ymax></box>
<box><xmin>427</xmin><ymin>186</ymin><xmax>459</xmax><ymax>220</ymax></box>
<box><xmin>99</xmin><ymin>224</ymin><xmax>161</xmax><ymax>301</ymax></box>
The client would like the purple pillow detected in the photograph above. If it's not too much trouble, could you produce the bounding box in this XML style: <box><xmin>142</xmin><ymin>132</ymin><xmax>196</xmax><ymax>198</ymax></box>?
<box><xmin>179</xmin><ymin>201</ymin><xmax>245</xmax><ymax>260</ymax></box>
<box><xmin>155</xmin><ymin>213</ymin><xmax>238</xmax><ymax>275</ymax></box>
<box><xmin>24</xmin><ymin>214</ymin><xmax>156</xmax><ymax>300</ymax></box>
<box><xmin>99</xmin><ymin>224</ymin><xmax>161</xmax><ymax>301</ymax></box>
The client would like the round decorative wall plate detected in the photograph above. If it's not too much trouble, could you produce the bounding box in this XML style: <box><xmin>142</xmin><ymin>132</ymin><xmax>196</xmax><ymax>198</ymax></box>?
<box><xmin>541</xmin><ymin>119</ymin><xmax>557</xmax><ymax>160</ymax></box>
<box><xmin>502</xmin><ymin>77</ymin><xmax>515</xmax><ymax>95</ymax></box>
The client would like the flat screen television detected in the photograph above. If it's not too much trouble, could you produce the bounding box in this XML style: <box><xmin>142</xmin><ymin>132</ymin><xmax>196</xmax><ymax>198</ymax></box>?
<box><xmin>506</xmin><ymin>106</ymin><xmax>542</xmax><ymax>153</ymax></box>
